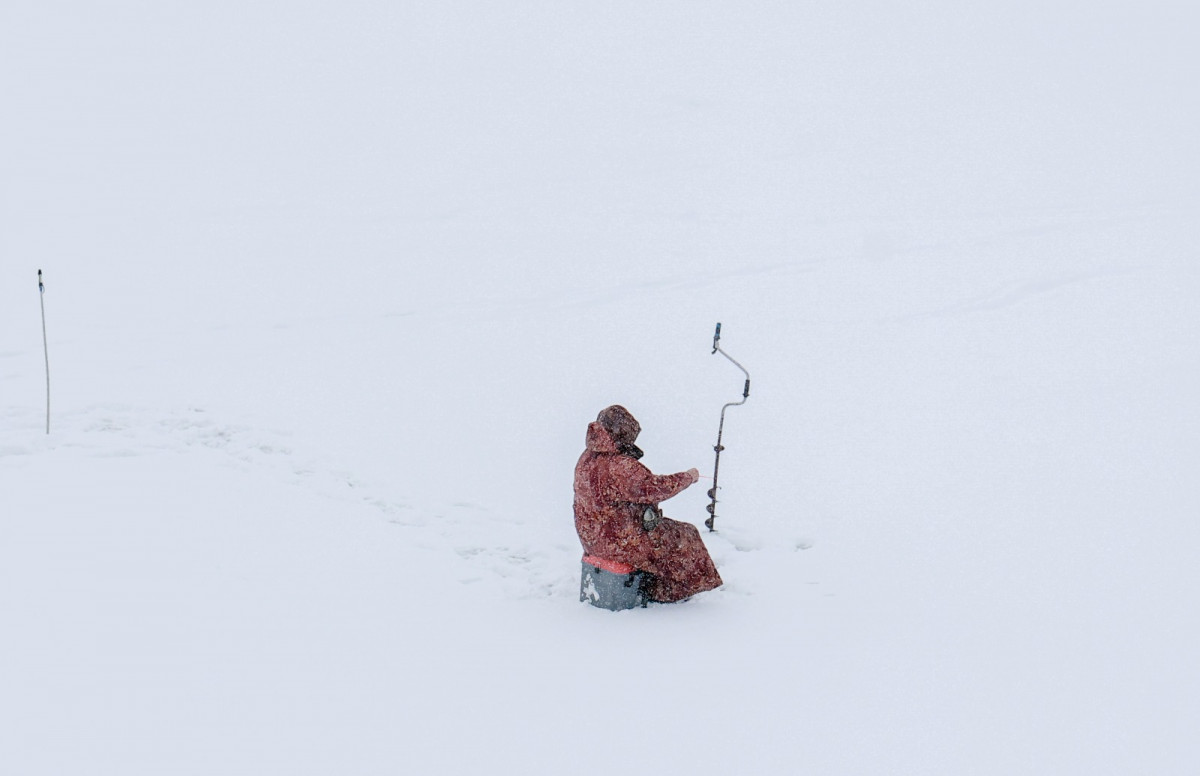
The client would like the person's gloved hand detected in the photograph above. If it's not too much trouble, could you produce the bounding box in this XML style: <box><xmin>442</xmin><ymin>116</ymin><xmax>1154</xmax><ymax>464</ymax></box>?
<box><xmin>685</xmin><ymin>468</ymin><xmax>700</xmax><ymax>484</ymax></box>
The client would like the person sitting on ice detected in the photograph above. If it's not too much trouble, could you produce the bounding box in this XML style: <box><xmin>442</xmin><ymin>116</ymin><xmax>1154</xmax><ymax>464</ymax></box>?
<box><xmin>573</xmin><ymin>405</ymin><xmax>723</xmax><ymax>603</ymax></box>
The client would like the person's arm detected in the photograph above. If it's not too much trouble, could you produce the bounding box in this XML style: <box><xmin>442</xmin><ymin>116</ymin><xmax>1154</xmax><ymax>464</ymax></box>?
<box><xmin>610</xmin><ymin>457</ymin><xmax>698</xmax><ymax>504</ymax></box>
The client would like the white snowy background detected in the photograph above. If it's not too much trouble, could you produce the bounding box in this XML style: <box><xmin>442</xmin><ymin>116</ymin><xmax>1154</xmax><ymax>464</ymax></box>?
<box><xmin>2</xmin><ymin>2</ymin><xmax>1197</xmax><ymax>774</ymax></box>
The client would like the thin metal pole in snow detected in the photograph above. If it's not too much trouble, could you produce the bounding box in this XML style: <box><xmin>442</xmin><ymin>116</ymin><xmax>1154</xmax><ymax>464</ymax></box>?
<box><xmin>39</xmin><ymin>269</ymin><xmax>50</xmax><ymax>434</ymax></box>
<box><xmin>705</xmin><ymin>322</ymin><xmax>750</xmax><ymax>532</ymax></box>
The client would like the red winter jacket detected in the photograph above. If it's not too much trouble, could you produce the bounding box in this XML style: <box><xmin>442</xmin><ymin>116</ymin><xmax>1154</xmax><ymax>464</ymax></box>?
<box><xmin>573</xmin><ymin>421</ymin><xmax>695</xmax><ymax>568</ymax></box>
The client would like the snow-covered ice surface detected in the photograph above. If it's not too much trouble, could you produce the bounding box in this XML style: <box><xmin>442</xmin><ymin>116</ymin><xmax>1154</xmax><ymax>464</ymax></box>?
<box><xmin>2</xmin><ymin>3</ymin><xmax>1198</xmax><ymax>774</ymax></box>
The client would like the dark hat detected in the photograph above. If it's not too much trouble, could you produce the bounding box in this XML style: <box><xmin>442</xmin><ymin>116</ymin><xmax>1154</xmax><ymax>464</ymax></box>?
<box><xmin>597</xmin><ymin>405</ymin><xmax>643</xmax><ymax>459</ymax></box>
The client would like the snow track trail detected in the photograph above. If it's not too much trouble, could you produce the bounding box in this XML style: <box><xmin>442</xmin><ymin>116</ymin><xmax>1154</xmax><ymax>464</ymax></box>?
<box><xmin>3</xmin><ymin>402</ymin><xmax>591</xmax><ymax>602</ymax></box>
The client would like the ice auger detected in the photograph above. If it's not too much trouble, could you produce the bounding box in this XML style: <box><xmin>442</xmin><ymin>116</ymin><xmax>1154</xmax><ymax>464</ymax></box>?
<box><xmin>705</xmin><ymin>323</ymin><xmax>750</xmax><ymax>532</ymax></box>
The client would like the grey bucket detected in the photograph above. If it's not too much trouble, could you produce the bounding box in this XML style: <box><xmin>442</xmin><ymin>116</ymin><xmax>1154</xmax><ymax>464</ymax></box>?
<box><xmin>580</xmin><ymin>560</ymin><xmax>647</xmax><ymax>610</ymax></box>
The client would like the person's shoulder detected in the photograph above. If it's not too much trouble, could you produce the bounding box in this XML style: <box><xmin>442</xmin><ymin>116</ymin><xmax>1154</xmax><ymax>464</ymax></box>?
<box><xmin>607</xmin><ymin>453</ymin><xmax>649</xmax><ymax>475</ymax></box>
